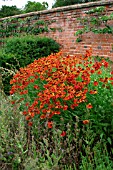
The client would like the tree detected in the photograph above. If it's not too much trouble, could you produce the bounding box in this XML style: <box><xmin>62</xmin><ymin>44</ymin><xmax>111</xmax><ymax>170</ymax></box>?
<box><xmin>52</xmin><ymin>0</ymin><xmax>100</xmax><ymax>8</ymax></box>
<box><xmin>23</xmin><ymin>1</ymin><xmax>48</xmax><ymax>13</ymax></box>
<box><xmin>0</xmin><ymin>5</ymin><xmax>22</xmax><ymax>18</ymax></box>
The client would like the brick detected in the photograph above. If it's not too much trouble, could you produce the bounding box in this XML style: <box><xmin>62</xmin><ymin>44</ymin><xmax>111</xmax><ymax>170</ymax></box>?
<box><xmin>0</xmin><ymin>0</ymin><xmax>113</xmax><ymax>59</ymax></box>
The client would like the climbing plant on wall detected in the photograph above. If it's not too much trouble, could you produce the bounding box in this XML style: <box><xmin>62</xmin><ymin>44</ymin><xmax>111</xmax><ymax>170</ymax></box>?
<box><xmin>0</xmin><ymin>16</ymin><xmax>55</xmax><ymax>39</ymax></box>
<box><xmin>75</xmin><ymin>6</ymin><xmax>113</xmax><ymax>42</ymax></box>
<box><xmin>0</xmin><ymin>15</ymin><xmax>62</xmax><ymax>46</ymax></box>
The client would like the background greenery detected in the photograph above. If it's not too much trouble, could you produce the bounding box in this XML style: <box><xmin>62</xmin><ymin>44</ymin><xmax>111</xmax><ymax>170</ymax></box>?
<box><xmin>0</xmin><ymin>0</ymin><xmax>101</xmax><ymax>18</ymax></box>
<box><xmin>0</xmin><ymin>1</ymin><xmax>48</xmax><ymax>18</ymax></box>
<box><xmin>52</xmin><ymin>0</ymin><xmax>100</xmax><ymax>8</ymax></box>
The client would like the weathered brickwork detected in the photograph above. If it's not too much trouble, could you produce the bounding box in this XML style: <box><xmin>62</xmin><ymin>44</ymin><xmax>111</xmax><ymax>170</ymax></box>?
<box><xmin>0</xmin><ymin>0</ymin><xmax>113</xmax><ymax>60</ymax></box>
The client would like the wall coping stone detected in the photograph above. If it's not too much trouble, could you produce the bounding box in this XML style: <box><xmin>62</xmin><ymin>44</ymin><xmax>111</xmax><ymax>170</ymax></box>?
<box><xmin>0</xmin><ymin>0</ymin><xmax>113</xmax><ymax>21</ymax></box>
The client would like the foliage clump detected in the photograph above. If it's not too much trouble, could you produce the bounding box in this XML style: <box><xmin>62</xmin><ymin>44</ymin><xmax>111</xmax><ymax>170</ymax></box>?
<box><xmin>75</xmin><ymin>6</ymin><xmax>113</xmax><ymax>42</ymax></box>
<box><xmin>0</xmin><ymin>1</ymin><xmax>48</xmax><ymax>18</ymax></box>
<box><xmin>1</xmin><ymin>48</ymin><xmax>113</xmax><ymax>169</ymax></box>
<box><xmin>10</xmin><ymin>49</ymin><xmax>113</xmax><ymax>146</ymax></box>
<box><xmin>24</xmin><ymin>1</ymin><xmax>48</xmax><ymax>13</ymax></box>
<box><xmin>52</xmin><ymin>0</ymin><xmax>99</xmax><ymax>8</ymax></box>
<box><xmin>0</xmin><ymin>5</ymin><xmax>22</xmax><ymax>18</ymax></box>
<box><xmin>0</xmin><ymin>35</ymin><xmax>60</xmax><ymax>94</ymax></box>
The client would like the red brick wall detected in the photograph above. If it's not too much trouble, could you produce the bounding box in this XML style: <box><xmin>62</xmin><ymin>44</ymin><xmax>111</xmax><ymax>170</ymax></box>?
<box><xmin>0</xmin><ymin>0</ymin><xmax>113</xmax><ymax>60</ymax></box>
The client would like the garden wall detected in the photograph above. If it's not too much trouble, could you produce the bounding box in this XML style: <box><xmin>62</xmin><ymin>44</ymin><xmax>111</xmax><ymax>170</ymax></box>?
<box><xmin>0</xmin><ymin>0</ymin><xmax>113</xmax><ymax>60</ymax></box>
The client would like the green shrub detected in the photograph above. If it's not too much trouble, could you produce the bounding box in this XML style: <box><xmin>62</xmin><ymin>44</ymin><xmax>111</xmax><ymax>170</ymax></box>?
<box><xmin>3</xmin><ymin>35</ymin><xmax>60</xmax><ymax>67</ymax></box>
<box><xmin>0</xmin><ymin>35</ymin><xmax>60</xmax><ymax>95</ymax></box>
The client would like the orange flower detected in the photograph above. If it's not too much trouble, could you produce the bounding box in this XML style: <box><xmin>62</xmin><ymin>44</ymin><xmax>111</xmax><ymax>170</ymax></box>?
<box><xmin>63</xmin><ymin>105</ymin><xmax>68</xmax><ymax>110</ymax></box>
<box><xmin>29</xmin><ymin>112</ymin><xmax>35</xmax><ymax>118</ymax></box>
<box><xmin>54</xmin><ymin>111</ymin><xmax>60</xmax><ymax>115</ymax></box>
<box><xmin>10</xmin><ymin>90</ymin><xmax>14</xmax><ymax>95</ymax></box>
<box><xmin>40</xmin><ymin>114</ymin><xmax>46</xmax><ymax>119</ymax></box>
<box><xmin>25</xmin><ymin>102</ymin><xmax>29</xmax><ymax>106</ymax></box>
<box><xmin>19</xmin><ymin>90</ymin><xmax>28</xmax><ymax>95</ymax></box>
<box><xmin>34</xmin><ymin>85</ymin><xmax>39</xmax><ymax>89</ymax></box>
<box><xmin>47</xmin><ymin>121</ymin><xmax>53</xmax><ymax>128</ymax></box>
<box><xmin>86</xmin><ymin>103</ymin><xmax>93</xmax><ymax>109</ymax></box>
<box><xmin>83</xmin><ymin>120</ymin><xmax>90</xmax><ymax>125</ymax></box>
<box><xmin>11</xmin><ymin>100</ymin><xmax>15</xmax><ymax>104</ymax></box>
<box><xmin>111</xmin><ymin>82</ymin><xmax>113</xmax><ymax>85</ymax></box>
<box><xmin>28</xmin><ymin>122</ymin><xmax>33</xmax><ymax>126</ymax></box>
<box><xmin>25</xmin><ymin>115</ymin><xmax>31</xmax><ymax>121</ymax></box>
<box><xmin>60</xmin><ymin>131</ymin><xmax>66</xmax><ymax>137</ymax></box>
<box><xmin>89</xmin><ymin>90</ymin><xmax>97</xmax><ymax>94</ymax></box>
<box><xmin>111</xmin><ymin>71</ymin><xmax>113</xmax><ymax>75</ymax></box>
<box><xmin>23</xmin><ymin>111</ymin><xmax>28</xmax><ymax>115</ymax></box>
<box><xmin>90</xmin><ymin>69</ymin><xmax>95</xmax><ymax>74</ymax></box>
<box><xmin>109</xmin><ymin>77</ymin><xmax>113</xmax><ymax>81</ymax></box>
<box><xmin>93</xmin><ymin>81</ymin><xmax>98</xmax><ymax>86</ymax></box>
<box><xmin>102</xmin><ymin>60</ymin><xmax>109</xmax><ymax>68</ymax></box>
<box><xmin>97</xmin><ymin>70</ymin><xmax>102</xmax><ymax>75</ymax></box>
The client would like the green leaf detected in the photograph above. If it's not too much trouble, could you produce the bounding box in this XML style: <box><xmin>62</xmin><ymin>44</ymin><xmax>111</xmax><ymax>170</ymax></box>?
<box><xmin>100</xmin><ymin>133</ymin><xmax>104</xmax><ymax>139</ymax></box>
<box><xmin>107</xmin><ymin>137</ymin><xmax>112</xmax><ymax>145</ymax></box>
<box><xmin>76</xmin><ymin>37</ymin><xmax>82</xmax><ymax>43</ymax></box>
<box><xmin>0</xmin><ymin>110</ymin><xmax>2</xmax><ymax>115</ymax></box>
<box><xmin>52</xmin><ymin>67</ymin><xmax>57</xmax><ymax>72</ymax></box>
